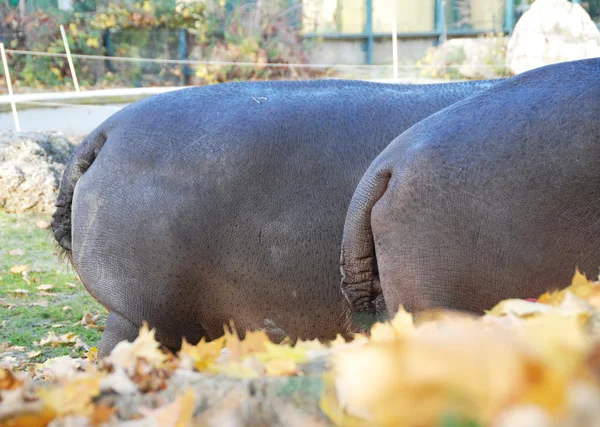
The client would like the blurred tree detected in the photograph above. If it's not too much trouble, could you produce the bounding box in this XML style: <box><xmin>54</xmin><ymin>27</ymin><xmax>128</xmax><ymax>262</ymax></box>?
<box><xmin>586</xmin><ymin>0</ymin><xmax>600</xmax><ymax>21</ymax></box>
<box><xmin>72</xmin><ymin>0</ymin><xmax>96</xmax><ymax>12</ymax></box>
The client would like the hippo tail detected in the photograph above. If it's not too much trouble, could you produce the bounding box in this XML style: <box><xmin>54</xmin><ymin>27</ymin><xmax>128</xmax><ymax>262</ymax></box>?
<box><xmin>51</xmin><ymin>128</ymin><xmax>108</xmax><ymax>259</ymax></box>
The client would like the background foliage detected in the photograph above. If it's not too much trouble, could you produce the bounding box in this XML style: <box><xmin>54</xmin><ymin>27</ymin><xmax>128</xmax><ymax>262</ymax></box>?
<box><xmin>0</xmin><ymin>0</ymin><xmax>326</xmax><ymax>89</ymax></box>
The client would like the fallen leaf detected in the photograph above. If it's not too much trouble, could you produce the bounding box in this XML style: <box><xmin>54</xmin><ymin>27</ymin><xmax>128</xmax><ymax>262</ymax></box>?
<box><xmin>0</xmin><ymin>386</ymin><xmax>48</xmax><ymax>422</ymax></box>
<box><xmin>79</xmin><ymin>312</ymin><xmax>100</xmax><ymax>327</ymax></box>
<box><xmin>36</xmin><ymin>284</ymin><xmax>54</xmax><ymax>292</ymax></box>
<box><xmin>179</xmin><ymin>336</ymin><xmax>224</xmax><ymax>372</ymax></box>
<box><xmin>130</xmin><ymin>359</ymin><xmax>171</xmax><ymax>392</ymax></box>
<box><xmin>39</xmin><ymin>356</ymin><xmax>94</xmax><ymax>381</ymax></box>
<box><xmin>66</xmin><ymin>282</ymin><xmax>77</xmax><ymax>288</ymax></box>
<box><xmin>328</xmin><ymin>310</ymin><xmax>576</xmax><ymax>426</ymax></box>
<box><xmin>0</xmin><ymin>368</ymin><xmax>23</xmax><ymax>390</ymax></box>
<box><xmin>9</xmin><ymin>265</ymin><xmax>29</xmax><ymax>274</ymax></box>
<box><xmin>264</xmin><ymin>358</ymin><xmax>299</xmax><ymax>376</ymax></box>
<box><xmin>538</xmin><ymin>269</ymin><xmax>595</xmax><ymax>306</ymax></box>
<box><xmin>558</xmin><ymin>291</ymin><xmax>595</xmax><ymax>317</ymax></box>
<box><xmin>37</xmin><ymin>375</ymin><xmax>101</xmax><ymax>416</ymax></box>
<box><xmin>36</xmin><ymin>291</ymin><xmax>54</xmax><ymax>297</ymax></box>
<box><xmin>37</xmin><ymin>331</ymin><xmax>78</xmax><ymax>347</ymax></box>
<box><xmin>105</xmin><ymin>322</ymin><xmax>167</xmax><ymax>371</ymax></box>
<box><xmin>31</xmin><ymin>299</ymin><xmax>48</xmax><ymax>307</ymax></box>
<box><xmin>8</xmin><ymin>248</ymin><xmax>25</xmax><ymax>256</ymax></box>
<box><xmin>100</xmin><ymin>367</ymin><xmax>138</xmax><ymax>395</ymax></box>
<box><xmin>21</xmin><ymin>270</ymin><xmax>31</xmax><ymax>285</ymax></box>
<box><xmin>90</xmin><ymin>404</ymin><xmax>116</xmax><ymax>426</ymax></box>
<box><xmin>75</xmin><ymin>337</ymin><xmax>90</xmax><ymax>351</ymax></box>
<box><xmin>223</xmin><ymin>325</ymin><xmax>270</xmax><ymax>361</ymax></box>
<box><xmin>250</xmin><ymin>341</ymin><xmax>307</xmax><ymax>376</ymax></box>
<box><xmin>319</xmin><ymin>372</ymin><xmax>368</xmax><ymax>427</ymax></box>
<box><xmin>0</xmin><ymin>342</ymin><xmax>25</xmax><ymax>354</ymax></box>
<box><xmin>0</xmin><ymin>297</ymin><xmax>16</xmax><ymax>309</ymax></box>
<box><xmin>35</xmin><ymin>220</ymin><xmax>51</xmax><ymax>229</ymax></box>
<box><xmin>0</xmin><ymin>410</ymin><xmax>55</xmax><ymax>427</ymax></box>
<box><xmin>487</xmin><ymin>299</ymin><xmax>554</xmax><ymax>317</ymax></box>
<box><xmin>62</xmin><ymin>306</ymin><xmax>72</xmax><ymax>311</ymax></box>
<box><xmin>369</xmin><ymin>306</ymin><xmax>415</xmax><ymax>343</ymax></box>
<box><xmin>27</xmin><ymin>351</ymin><xmax>41</xmax><ymax>359</ymax></box>
<box><xmin>11</xmin><ymin>289</ymin><xmax>29</xmax><ymax>297</ymax></box>
<box><xmin>138</xmin><ymin>387</ymin><xmax>195</xmax><ymax>427</ymax></box>
<box><xmin>211</xmin><ymin>360</ymin><xmax>261</xmax><ymax>379</ymax></box>
<box><xmin>86</xmin><ymin>347</ymin><xmax>98</xmax><ymax>363</ymax></box>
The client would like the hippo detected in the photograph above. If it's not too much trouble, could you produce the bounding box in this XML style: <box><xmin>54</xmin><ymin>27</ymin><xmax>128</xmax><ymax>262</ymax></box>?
<box><xmin>51</xmin><ymin>79</ymin><xmax>497</xmax><ymax>356</ymax></box>
<box><xmin>340</xmin><ymin>59</ymin><xmax>600</xmax><ymax>320</ymax></box>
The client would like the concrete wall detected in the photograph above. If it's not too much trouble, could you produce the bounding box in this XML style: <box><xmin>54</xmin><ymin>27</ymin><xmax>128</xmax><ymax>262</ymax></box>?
<box><xmin>309</xmin><ymin>37</ymin><xmax>435</xmax><ymax>65</ymax></box>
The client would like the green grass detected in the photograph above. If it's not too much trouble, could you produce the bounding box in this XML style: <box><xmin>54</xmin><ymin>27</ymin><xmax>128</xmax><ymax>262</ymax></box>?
<box><xmin>0</xmin><ymin>211</ymin><xmax>105</xmax><ymax>361</ymax></box>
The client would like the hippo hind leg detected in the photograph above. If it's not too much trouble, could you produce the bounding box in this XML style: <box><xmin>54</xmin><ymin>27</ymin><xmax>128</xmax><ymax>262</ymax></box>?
<box><xmin>98</xmin><ymin>312</ymin><xmax>140</xmax><ymax>358</ymax></box>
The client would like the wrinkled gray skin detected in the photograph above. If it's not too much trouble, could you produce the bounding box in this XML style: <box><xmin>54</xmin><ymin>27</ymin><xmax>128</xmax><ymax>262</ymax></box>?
<box><xmin>341</xmin><ymin>59</ymin><xmax>600</xmax><ymax>320</ymax></box>
<box><xmin>52</xmin><ymin>79</ymin><xmax>496</xmax><ymax>357</ymax></box>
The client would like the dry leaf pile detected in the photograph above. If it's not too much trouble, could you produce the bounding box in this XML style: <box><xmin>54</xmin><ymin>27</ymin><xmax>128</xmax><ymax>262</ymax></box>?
<box><xmin>4</xmin><ymin>271</ymin><xmax>600</xmax><ymax>426</ymax></box>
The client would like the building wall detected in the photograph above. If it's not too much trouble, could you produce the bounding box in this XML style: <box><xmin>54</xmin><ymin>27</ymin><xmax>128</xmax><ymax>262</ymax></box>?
<box><xmin>373</xmin><ymin>0</ymin><xmax>435</xmax><ymax>33</ymax></box>
<box><xmin>308</xmin><ymin>37</ymin><xmax>434</xmax><ymax>65</ymax></box>
<box><xmin>303</xmin><ymin>0</ymin><xmax>509</xmax><ymax>65</ymax></box>
<box><xmin>303</xmin><ymin>0</ymin><xmax>508</xmax><ymax>35</ymax></box>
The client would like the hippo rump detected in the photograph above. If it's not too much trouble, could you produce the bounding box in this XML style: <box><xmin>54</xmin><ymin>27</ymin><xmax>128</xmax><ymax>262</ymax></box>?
<box><xmin>51</xmin><ymin>79</ymin><xmax>497</xmax><ymax>356</ymax></box>
<box><xmin>340</xmin><ymin>59</ymin><xmax>600</xmax><ymax>320</ymax></box>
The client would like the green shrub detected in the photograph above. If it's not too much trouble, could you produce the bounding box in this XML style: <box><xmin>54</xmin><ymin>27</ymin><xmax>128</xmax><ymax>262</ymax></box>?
<box><xmin>1</xmin><ymin>0</ymin><xmax>326</xmax><ymax>89</ymax></box>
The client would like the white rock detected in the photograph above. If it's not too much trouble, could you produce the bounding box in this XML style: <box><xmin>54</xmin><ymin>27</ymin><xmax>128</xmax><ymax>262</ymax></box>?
<box><xmin>0</xmin><ymin>131</ymin><xmax>75</xmax><ymax>214</ymax></box>
<box><xmin>419</xmin><ymin>36</ymin><xmax>509</xmax><ymax>80</ymax></box>
<box><xmin>506</xmin><ymin>0</ymin><xmax>600</xmax><ymax>75</ymax></box>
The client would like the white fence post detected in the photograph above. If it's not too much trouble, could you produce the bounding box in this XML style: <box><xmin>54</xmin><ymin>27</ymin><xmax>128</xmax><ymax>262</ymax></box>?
<box><xmin>60</xmin><ymin>24</ymin><xmax>81</xmax><ymax>92</ymax></box>
<box><xmin>0</xmin><ymin>43</ymin><xmax>21</xmax><ymax>132</ymax></box>
<box><xmin>392</xmin><ymin>16</ymin><xmax>398</xmax><ymax>80</ymax></box>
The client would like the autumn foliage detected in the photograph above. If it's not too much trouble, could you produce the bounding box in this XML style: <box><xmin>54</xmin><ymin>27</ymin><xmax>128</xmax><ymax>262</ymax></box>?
<box><xmin>0</xmin><ymin>0</ymin><xmax>325</xmax><ymax>90</ymax></box>
<box><xmin>3</xmin><ymin>270</ymin><xmax>600</xmax><ymax>425</ymax></box>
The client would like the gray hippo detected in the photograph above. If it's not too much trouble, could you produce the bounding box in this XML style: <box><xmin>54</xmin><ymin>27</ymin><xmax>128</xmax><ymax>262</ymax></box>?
<box><xmin>340</xmin><ymin>58</ymin><xmax>600</xmax><ymax>320</ymax></box>
<box><xmin>52</xmin><ymin>79</ymin><xmax>497</xmax><ymax>356</ymax></box>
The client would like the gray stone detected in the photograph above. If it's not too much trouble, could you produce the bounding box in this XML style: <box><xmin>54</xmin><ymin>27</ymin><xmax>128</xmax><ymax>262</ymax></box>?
<box><xmin>506</xmin><ymin>0</ymin><xmax>600</xmax><ymax>75</ymax></box>
<box><xmin>418</xmin><ymin>36</ymin><xmax>510</xmax><ymax>80</ymax></box>
<box><xmin>0</xmin><ymin>131</ymin><xmax>78</xmax><ymax>214</ymax></box>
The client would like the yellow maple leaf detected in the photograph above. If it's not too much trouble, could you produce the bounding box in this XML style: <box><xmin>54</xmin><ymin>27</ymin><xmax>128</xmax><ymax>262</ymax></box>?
<box><xmin>37</xmin><ymin>331</ymin><xmax>78</xmax><ymax>347</ymax></box>
<box><xmin>87</xmin><ymin>347</ymin><xmax>98</xmax><ymax>363</ymax></box>
<box><xmin>68</xmin><ymin>22</ymin><xmax>78</xmax><ymax>37</ymax></box>
<box><xmin>329</xmin><ymin>334</ymin><xmax>350</xmax><ymax>348</ymax></box>
<box><xmin>264</xmin><ymin>358</ymin><xmax>299</xmax><ymax>376</ymax></box>
<box><xmin>86</xmin><ymin>37</ymin><xmax>99</xmax><ymax>49</ymax></box>
<box><xmin>223</xmin><ymin>325</ymin><xmax>270</xmax><ymax>361</ymax></box>
<box><xmin>254</xmin><ymin>341</ymin><xmax>307</xmax><ymax>365</ymax></box>
<box><xmin>9</xmin><ymin>265</ymin><xmax>28</xmax><ymax>274</ymax></box>
<box><xmin>538</xmin><ymin>268</ymin><xmax>594</xmax><ymax>306</ymax></box>
<box><xmin>329</xmin><ymin>319</ymin><xmax>568</xmax><ymax>426</ymax></box>
<box><xmin>179</xmin><ymin>336</ymin><xmax>224</xmax><ymax>372</ymax></box>
<box><xmin>36</xmin><ymin>284</ymin><xmax>53</xmax><ymax>292</ymax></box>
<box><xmin>0</xmin><ymin>368</ymin><xmax>23</xmax><ymax>390</ymax></box>
<box><xmin>370</xmin><ymin>306</ymin><xmax>415</xmax><ymax>343</ymax></box>
<box><xmin>512</xmin><ymin>314</ymin><xmax>589</xmax><ymax>415</ymax></box>
<box><xmin>487</xmin><ymin>299</ymin><xmax>554</xmax><ymax>317</ymax></box>
<box><xmin>138</xmin><ymin>387</ymin><xmax>195</xmax><ymax>427</ymax></box>
<box><xmin>38</xmin><ymin>375</ymin><xmax>101</xmax><ymax>416</ymax></box>
<box><xmin>522</xmin><ymin>314</ymin><xmax>589</xmax><ymax>378</ymax></box>
<box><xmin>0</xmin><ymin>409</ymin><xmax>56</xmax><ymax>427</ymax></box>
<box><xmin>89</xmin><ymin>404</ymin><xmax>116</xmax><ymax>426</ymax></box>
<box><xmin>210</xmin><ymin>360</ymin><xmax>261</xmax><ymax>379</ymax></box>
<box><xmin>319</xmin><ymin>372</ymin><xmax>370</xmax><ymax>427</ymax></box>
<box><xmin>105</xmin><ymin>322</ymin><xmax>166</xmax><ymax>371</ymax></box>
